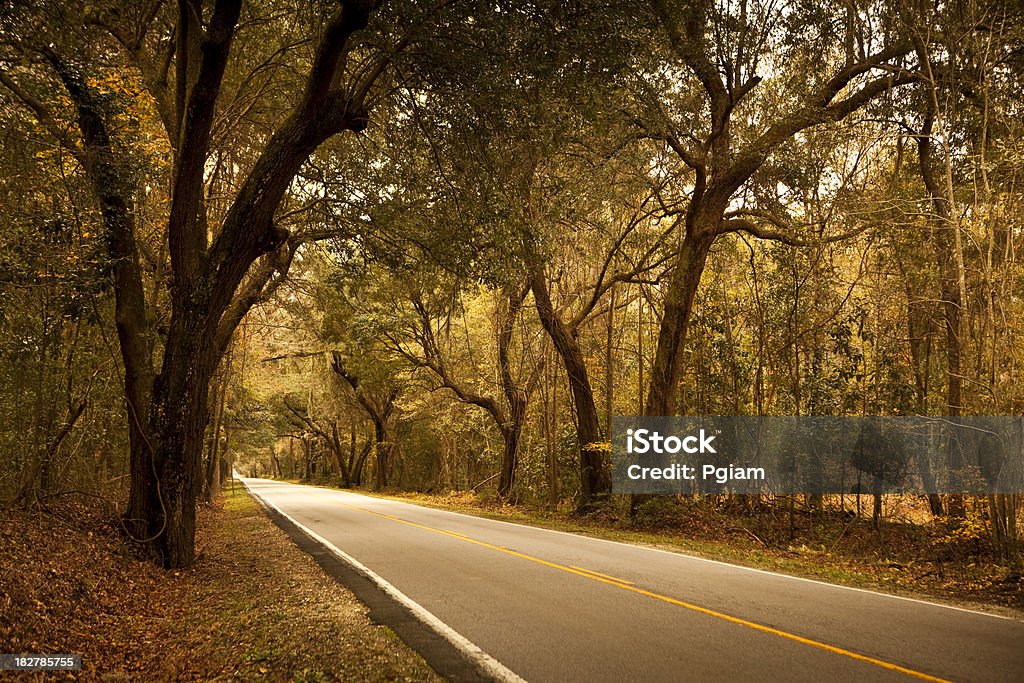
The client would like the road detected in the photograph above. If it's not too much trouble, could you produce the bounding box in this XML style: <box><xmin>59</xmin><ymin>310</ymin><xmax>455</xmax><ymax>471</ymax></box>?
<box><xmin>241</xmin><ymin>478</ymin><xmax>1024</xmax><ymax>682</ymax></box>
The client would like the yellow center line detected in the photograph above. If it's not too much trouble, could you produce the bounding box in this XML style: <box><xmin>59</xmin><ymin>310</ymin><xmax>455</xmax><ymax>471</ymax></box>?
<box><xmin>569</xmin><ymin>565</ymin><xmax>634</xmax><ymax>585</ymax></box>
<box><xmin>343</xmin><ymin>503</ymin><xmax>950</xmax><ymax>683</ymax></box>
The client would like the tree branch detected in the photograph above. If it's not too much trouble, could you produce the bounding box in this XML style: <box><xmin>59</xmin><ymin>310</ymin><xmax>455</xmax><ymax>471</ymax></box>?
<box><xmin>214</xmin><ymin>240</ymin><xmax>297</xmax><ymax>357</ymax></box>
<box><xmin>0</xmin><ymin>69</ymin><xmax>86</xmax><ymax>165</ymax></box>
<box><xmin>651</xmin><ymin>0</ymin><xmax>727</xmax><ymax>104</ymax></box>
<box><xmin>725</xmin><ymin>69</ymin><xmax>918</xmax><ymax>193</ymax></box>
<box><xmin>719</xmin><ymin>216</ymin><xmax>871</xmax><ymax>246</ymax></box>
<box><xmin>204</xmin><ymin>0</ymin><xmax>378</xmax><ymax>333</ymax></box>
<box><xmin>167</xmin><ymin>0</ymin><xmax>242</xmax><ymax>295</ymax></box>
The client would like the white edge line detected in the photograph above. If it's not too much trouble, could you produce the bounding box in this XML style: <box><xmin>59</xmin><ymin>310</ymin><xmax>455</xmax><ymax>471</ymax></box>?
<box><xmin>290</xmin><ymin>481</ymin><xmax>1019</xmax><ymax>623</ymax></box>
<box><xmin>241</xmin><ymin>479</ymin><xmax>527</xmax><ymax>683</ymax></box>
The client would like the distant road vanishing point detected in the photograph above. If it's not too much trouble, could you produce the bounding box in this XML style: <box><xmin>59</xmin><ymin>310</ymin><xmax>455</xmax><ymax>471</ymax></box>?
<box><xmin>242</xmin><ymin>478</ymin><xmax>1024</xmax><ymax>683</ymax></box>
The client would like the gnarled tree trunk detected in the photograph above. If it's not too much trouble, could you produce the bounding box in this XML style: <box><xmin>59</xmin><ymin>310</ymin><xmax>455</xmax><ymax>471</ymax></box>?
<box><xmin>527</xmin><ymin>260</ymin><xmax>610</xmax><ymax>507</ymax></box>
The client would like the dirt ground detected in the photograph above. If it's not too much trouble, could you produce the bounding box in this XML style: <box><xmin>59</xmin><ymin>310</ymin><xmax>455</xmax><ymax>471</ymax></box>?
<box><xmin>0</xmin><ymin>486</ymin><xmax>439</xmax><ymax>681</ymax></box>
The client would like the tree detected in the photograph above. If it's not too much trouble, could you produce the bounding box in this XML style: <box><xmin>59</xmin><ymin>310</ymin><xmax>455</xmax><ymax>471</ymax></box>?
<box><xmin>0</xmin><ymin>0</ymin><xmax>416</xmax><ymax>566</ymax></box>
<box><xmin>634</xmin><ymin>0</ymin><xmax>921</xmax><ymax>417</ymax></box>
<box><xmin>394</xmin><ymin>281</ymin><xmax>542</xmax><ymax>498</ymax></box>
<box><xmin>330</xmin><ymin>352</ymin><xmax>400</xmax><ymax>490</ymax></box>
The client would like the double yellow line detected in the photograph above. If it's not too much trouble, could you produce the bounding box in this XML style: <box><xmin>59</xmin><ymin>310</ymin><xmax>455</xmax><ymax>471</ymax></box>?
<box><xmin>343</xmin><ymin>503</ymin><xmax>949</xmax><ymax>683</ymax></box>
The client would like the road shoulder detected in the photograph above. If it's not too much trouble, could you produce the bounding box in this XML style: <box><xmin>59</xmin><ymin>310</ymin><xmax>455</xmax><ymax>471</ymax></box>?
<box><xmin>247</xmin><ymin>482</ymin><xmax>512</xmax><ymax>682</ymax></box>
<box><xmin>0</xmin><ymin>486</ymin><xmax>440</xmax><ymax>680</ymax></box>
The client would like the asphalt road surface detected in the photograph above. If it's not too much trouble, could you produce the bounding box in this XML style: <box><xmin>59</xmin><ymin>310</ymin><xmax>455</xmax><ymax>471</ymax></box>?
<box><xmin>241</xmin><ymin>478</ymin><xmax>1024</xmax><ymax>682</ymax></box>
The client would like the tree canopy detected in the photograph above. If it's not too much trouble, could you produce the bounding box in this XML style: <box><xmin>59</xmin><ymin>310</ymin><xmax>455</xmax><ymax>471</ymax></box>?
<box><xmin>1</xmin><ymin>0</ymin><xmax>1022</xmax><ymax>567</ymax></box>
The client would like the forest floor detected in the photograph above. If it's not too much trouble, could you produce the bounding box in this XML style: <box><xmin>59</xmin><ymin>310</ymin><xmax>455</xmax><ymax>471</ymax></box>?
<box><xmin>366</xmin><ymin>489</ymin><xmax>1024</xmax><ymax>615</ymax></box>
<box><xmin>0</xmin><ymin>485</ymin><xmax>438</xmax><ymax>682</ymax></box>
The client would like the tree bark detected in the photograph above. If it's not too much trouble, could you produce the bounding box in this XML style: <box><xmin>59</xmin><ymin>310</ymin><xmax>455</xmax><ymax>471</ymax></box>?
<box><xmin>331</xmin><ymin>421</ymin><xmax>353</xmax><ymax>487</ymax></box>
<box><xmin>917</xmin><ymin>110</ymin><xmax>965</xmax><ymax>517</ymax></box>
<box><xmin>527</xmin><ymin>260</ymin><xmax>610</xmax><ymax>506</ymax></box>
<box><xmin>372</xmin><ymin>415</ymin><xmax>392</xmax><ymax>490</ymax></box>
<box><xmin>352</xmin><ymin>437</ymin><xmax>372</xmax><ymax>486</ymax></box>
<box><xmin>330</xmin><ymin>353</ymin><xmax>397</xmax><ymax>491</ymax></box>
<box><xmin>544</xmin><ymin>345</ymin><xmax>559</xmax><ymax>507</ymax></box>
<box><xmin>496</xmin><ymin>287</ymin><xmax>531</xmax><ymax>498</ymax></box>
<box><xmin>204</xmin><ymin>345</ymin><xmax>231</xmax><ymax>503</ymax></box>
<box><xmin>644</xmin><ymin>229</ymin><xmax>716</xmax><ymax>416</ymax></box>
<box><xmin>40</xmin><ymin>55</ymin><xmax>159</xmax><ymax>541</ymax></box>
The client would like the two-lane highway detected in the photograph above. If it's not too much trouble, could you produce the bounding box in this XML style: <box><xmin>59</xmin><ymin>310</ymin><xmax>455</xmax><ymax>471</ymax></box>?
<box><xmin>242</xmin><ymin>478</ymin><xmax>1024</xmax><ymax>682</ymax></box>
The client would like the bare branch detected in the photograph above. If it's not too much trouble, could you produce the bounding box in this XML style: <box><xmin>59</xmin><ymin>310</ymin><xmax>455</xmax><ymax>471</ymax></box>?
<box><xmin>719</xmin><ymin>217</ymin><xmax>871</xmax><ymax>246</ymax></box>
<box><xmin>214</xmin><ymin>240</ymin><xmax>296</xmax><ymax>357</ymax></box>
<box><xmin>262</xmin><ymin>350</ymin><xmax>326</xmax><ymax>363</ymax></box>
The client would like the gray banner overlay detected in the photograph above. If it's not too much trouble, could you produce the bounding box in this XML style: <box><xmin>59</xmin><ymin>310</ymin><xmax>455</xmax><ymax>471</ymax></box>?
<box><xmin>612</xmin><ymin>416</ymin><xmax>1024</xmax><ymax>495</ymax></box>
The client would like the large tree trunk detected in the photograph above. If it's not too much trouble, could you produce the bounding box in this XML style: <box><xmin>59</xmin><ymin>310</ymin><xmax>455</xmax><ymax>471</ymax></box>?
<box><xmin>33</xmin><ymin>1</ymin><xmax>379</xmax><ymax>568</ymax></box>
<box><xmin>146</xmin><ymin>314</ymin><xmax>220</xmax><ymax>566</ymax></box>
<box><xmin>134</xmin><ymin>0</ymin><xmax>375</xmax><ymax>567</ymax></box>
<box><xmin>47</xmin><ymin>57</ymin><xmax>158</xmax><ymax>540</ymax></box>
<box><xmin>605</xmin><ymin>285</ymin><xmax>615</xmax><ymax>436</ymax></box>
<box><xmin>496</xmin><ymin>287</ymin><xmax>531</xmax><ymax>499</ymax></box>
<box><xmin>497</xmin><ymin>425</ymin><xmax>521</xmax><ymax>499</ymax></box>
<box><xmin>528</xmin><ymin>263</ymin><xmax>610</xmax><ymax>506</ymax></box>
<box><xmin>638</xmin><ymin>0</ymin><xmax>914</xmax><ymax>423</ymax></box>
<box><xmin>544</xmin><ymin>347</ymin><xmax>559</xmax><ymax>507</ymax></box>
<box><xmin>644</xmin><ymin>230</ymin><xmax>716</xmax><ymax>416</ymax></box>
<box><xmin>632</xmin><ymin>212</ymin><xmax>717</xmax><ymax>517</ymax></box>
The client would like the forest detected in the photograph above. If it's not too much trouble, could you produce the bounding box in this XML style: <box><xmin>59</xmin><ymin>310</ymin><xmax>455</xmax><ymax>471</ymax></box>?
<box><xmin>1</xmin><ymin>0</ymin><xmax>1022</xmax><ymax>598</ymax></box>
